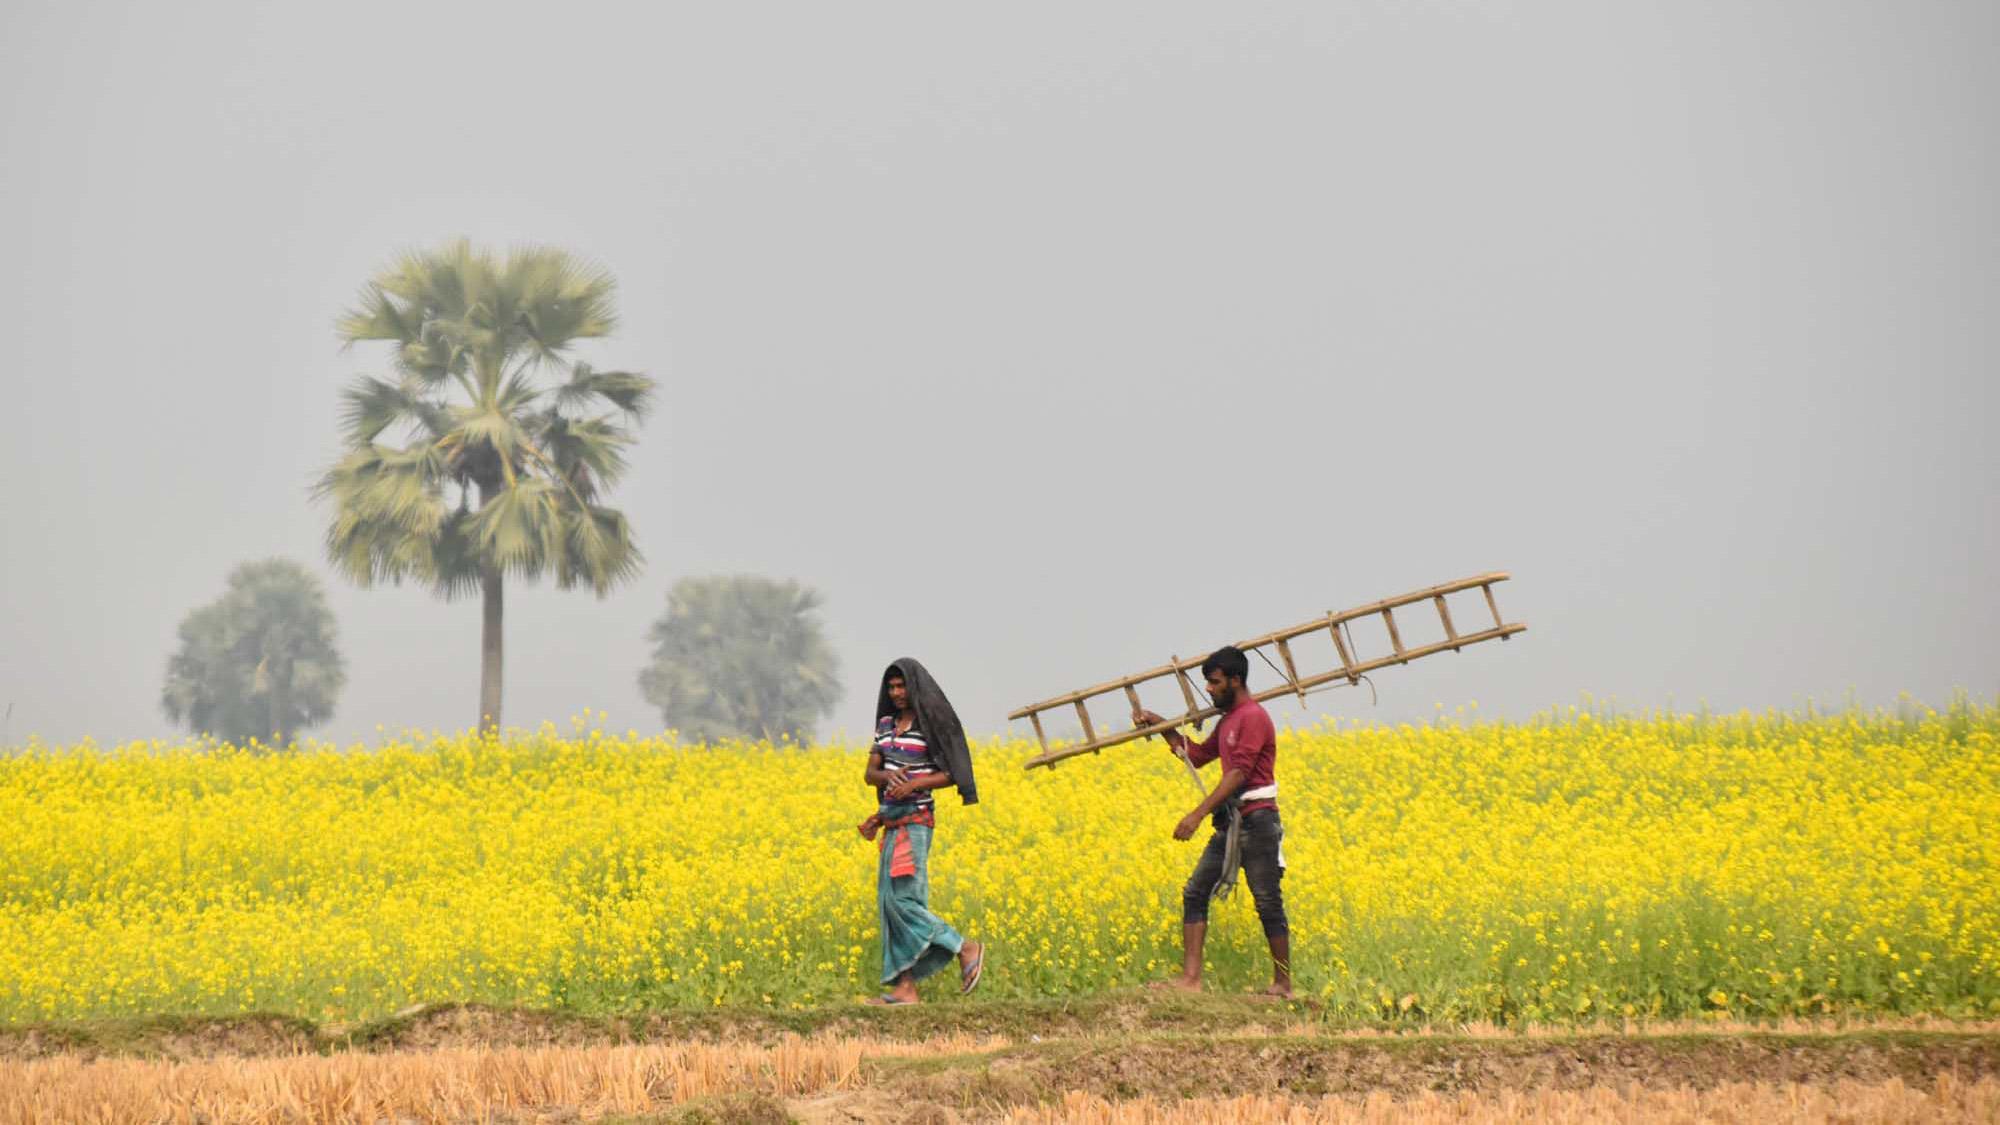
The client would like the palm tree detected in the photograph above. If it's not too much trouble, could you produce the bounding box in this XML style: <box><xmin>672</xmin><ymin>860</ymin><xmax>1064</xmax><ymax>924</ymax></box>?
<box><xmin>316</xmin><ymin>240</ymin><xmax>654</xmax><ymax>730</ymax></box>
<box><xmin>162</xmin><ymin>559</ymin><xmax>346</xmax><ymax>746</ymax></box>
<box><xmin>638</xmin><ymin>576</ymin><xmax>843</xmax><ymax>744</ymax></box>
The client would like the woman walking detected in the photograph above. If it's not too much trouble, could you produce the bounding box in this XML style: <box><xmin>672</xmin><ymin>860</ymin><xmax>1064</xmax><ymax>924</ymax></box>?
<box><xmin>861</xmin><ymin>658</ymin><xmax>985</xmax><ymax>1005</ymax></box>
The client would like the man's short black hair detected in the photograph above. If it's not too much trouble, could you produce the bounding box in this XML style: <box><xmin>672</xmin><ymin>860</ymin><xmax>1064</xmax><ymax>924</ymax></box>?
<box><xmin>1201</xmin><ymin>645</ymin><xmax>1249</xmax><ymax>684</ymax></box>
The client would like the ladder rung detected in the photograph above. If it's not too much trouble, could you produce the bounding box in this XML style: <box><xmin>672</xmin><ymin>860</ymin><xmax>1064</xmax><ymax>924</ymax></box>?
<box><xmin>1275</xmin><ymin>636</ymin><xmax>1307</xmax><ymax>703</ymax></box>
<box><xmin>1328</xmin><ymin>618</ymin><xmax>1358</xmax><ymax>682</ymax></box>
<box><xmin>1434</xmin><ymin>594</ymin><xmax>1458</xmax><ymax>644</ymax></box>
<box><xmin>1074</xmin><ymin>700</ymin><xmax>1097</xmax><ymax>751</ymax></box>
<box><xmin>1172</xmin><ymin>658</ymin><xmax>1204</xmax><ymax>721</ymax></box>
<box><xmin>1382</xmin><ymin>606</ymin><xmax>1405</xmax><ymax>658</ymax></box>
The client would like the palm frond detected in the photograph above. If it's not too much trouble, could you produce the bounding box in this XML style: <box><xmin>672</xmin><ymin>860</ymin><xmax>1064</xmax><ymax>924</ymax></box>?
<box><xmin>376</xmin><ymin>240</ymin><xmax>482</xmax><ymax>322</ymax></box>
<box><xmin>496</xmin><ymin>370</ymin><xmax>543</xmax><ymax>416</ymax></box>
<box><xmin>335</xmin><ymin>284</ymin><xmax>420</xmax><ymax>346</ymax></box>
<box><xmin>508</xmin><ymin>246</ymin><xmax>618</xmax><ymax>359</ymax></box>
<box><xmin>423</xmin><ymin>512</ymin><xmax>488</xmax><ymax>600</ymax></box>
<box><xmin>394</xmin><ymin>322</ymin><xmax>466</xmax><ymax>388</ymax></box>
<box><xmin>555</xmin><ymin>504</ymin><xmax>642</xmax><ymax>595</ymax></box>
<box><xmin>428</xmin><ymin>315</ymin><xmax>503</xmax><ymax>381</ymax></box>
<box><xmin>467</xmin><ymin>478</ymin><xmax>564</xmax><ymax>579</ymax></box>
<box><xmin>450</xmin><ymin>401</ymin><xmax>530</xmax><ymax>475</ymax></box>
<box><xmin>533</xmin><ymin>413</ymin><xmax>634</xmax><ymax>499</ymax></box>
<box><xmin>313</xmin><ymin>443</ymin><xmax>454</xmax><ymax>589</ymax></box>
<box><xmin>553</xmin><ymin>362</ymin><xmax>655</xmax><ymax>420</ymax></box>
<box><xmin>338</xmin><ymin>376</ymin><xmax>449</xmax><ymax>445</ymax></box>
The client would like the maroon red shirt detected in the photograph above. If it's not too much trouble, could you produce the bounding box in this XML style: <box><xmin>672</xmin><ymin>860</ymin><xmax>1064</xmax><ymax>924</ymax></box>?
<box><xmin>1185</xmin><ymin>695</ymin><xmax>1278</xmax><ymax>813</ymax></box>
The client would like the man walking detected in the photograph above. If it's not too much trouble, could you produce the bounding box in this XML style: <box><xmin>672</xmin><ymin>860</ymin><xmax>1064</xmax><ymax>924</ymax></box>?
<box><xmin>1133</xmin><ymin>645</ymin><xmax>1292</xmax><ymax>997</ymax></box>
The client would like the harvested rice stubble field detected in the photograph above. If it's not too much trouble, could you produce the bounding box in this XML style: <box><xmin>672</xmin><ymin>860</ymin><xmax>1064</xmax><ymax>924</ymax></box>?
<box><xmin>3</xmin><ymin>1000</ymin><xmax>1998</xmax><ymax>1123</ymax></box>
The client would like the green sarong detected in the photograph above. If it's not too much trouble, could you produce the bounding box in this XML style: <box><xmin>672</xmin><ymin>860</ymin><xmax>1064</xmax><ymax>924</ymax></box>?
<box><xmin>876</xmin><ymin>803</ymin><xmax>964</xmax><ymax>985</ymax></box>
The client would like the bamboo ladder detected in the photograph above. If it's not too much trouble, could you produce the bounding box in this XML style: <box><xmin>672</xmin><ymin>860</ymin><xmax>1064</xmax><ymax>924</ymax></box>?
<box><xmin>1010</xmin><ymin>572</ymin><xmax>1527</xmax><ymax>769</ymax></box>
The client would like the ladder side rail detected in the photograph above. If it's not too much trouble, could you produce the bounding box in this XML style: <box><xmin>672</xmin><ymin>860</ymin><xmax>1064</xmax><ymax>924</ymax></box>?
<box><xmin>1007</xmin><ymin>573</ymin><xmax>1513</xmax><ymax>719</ymax></box>
<box><xmin>1008</xmin><ymin>654</ymin><xmax>1202</xmax><ymax>720</ymax></box>
<box><xmin>1016</xmin><ymin>664</ymin><xmax>1232</xmax><ymax>752</ymax></box>
<box><xmin>1026</xmin><ymin>621</ymin><xmax>1527</xmax><ymax>768</ymax></box>
<box><xmin>1028</xmin><ymin>710</ymin><xmax>1225</xmax><ymax>767</ymax></box>
<box><xmin>1274</xmin><ymin>622</ymin><xmax>1524</xmax><ymax>694</ymax></box>
<box><xmin>1011</xmin><ymin>658</ymin><xmax>1202</xmax><ymax>726</ymax></box>
<box><xmin>1319</xmin><ymin>571</ymin><xmax>1510</xmax><ymax>625</ymax></box>
<box><xmin>1224</xmin><ymin>572</ymin><xmax>1511</xmax><ymax>653</ymax></box>
<box><xmin>1016</xmin><ymin>627</ymin><xmax>1329</xmax><ymax>730</ymax></box>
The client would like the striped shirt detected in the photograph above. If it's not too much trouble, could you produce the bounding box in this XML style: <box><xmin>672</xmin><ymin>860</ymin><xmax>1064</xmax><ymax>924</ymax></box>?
<box><xmin>875</xmin><ymin>715</ymin><xmax>942</xmax><ymax>808</ymax></box>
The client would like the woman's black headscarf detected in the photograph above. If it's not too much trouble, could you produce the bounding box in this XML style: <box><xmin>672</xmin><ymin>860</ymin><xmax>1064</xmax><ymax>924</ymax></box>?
<box><xmin>876</xmin><ymin>657</ymin><xmax>978</xmax><ymax>805</ymax></box>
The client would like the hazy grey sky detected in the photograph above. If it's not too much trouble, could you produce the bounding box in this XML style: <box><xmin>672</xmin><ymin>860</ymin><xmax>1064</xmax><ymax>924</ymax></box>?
<box><xmin>2</xmin><ymin>1</ymin><xmax>1994</xmax><ymax>748</ymax></box>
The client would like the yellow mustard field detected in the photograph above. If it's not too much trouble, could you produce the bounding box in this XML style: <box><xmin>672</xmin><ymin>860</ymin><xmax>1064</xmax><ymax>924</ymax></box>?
<box><xmin>0</xmin><ymin>705</ymin><xmax>1995</xmax><ymax>1025</ymax></box>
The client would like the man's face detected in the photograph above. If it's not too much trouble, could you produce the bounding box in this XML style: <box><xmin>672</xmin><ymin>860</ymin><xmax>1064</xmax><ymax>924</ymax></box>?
<box><xmin>1205</xmin><ymin>669</ymin><xmax>1238</xmax><ymax>711</ymax></box>
<box><xmin>887</xmin><ymin>674</ymin><xmax>909</xmax><ymax>711</ymax></box>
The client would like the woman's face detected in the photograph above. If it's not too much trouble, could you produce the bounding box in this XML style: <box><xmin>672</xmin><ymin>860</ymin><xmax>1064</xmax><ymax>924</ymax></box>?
<box><xmin>886</xmin><ymin>674</ymin><xmax>910</xmax><ymax>711</ymax></box>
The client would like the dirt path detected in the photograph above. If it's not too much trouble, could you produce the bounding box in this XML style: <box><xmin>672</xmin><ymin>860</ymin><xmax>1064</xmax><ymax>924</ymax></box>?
<box><xmin>5</xmin><ymin>998</ymin><xmax>1998</xmax><ymax>1122</ymax></box>
<box><xmin>861</xmin><ymin>1030</ymin><xmax>2000</xmax><ymax>1107</ymax></box>
<box><xmin>8</xmin><ymin>994</ymin><xmax>1994</xmax><ymax>1062</ymax></box>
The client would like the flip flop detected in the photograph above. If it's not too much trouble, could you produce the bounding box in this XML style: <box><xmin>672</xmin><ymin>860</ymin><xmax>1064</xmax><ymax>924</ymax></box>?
<box><xmin>959</xmin><ymin>943</ymin><xmax>986</xmax><ymax>995</ymax></box>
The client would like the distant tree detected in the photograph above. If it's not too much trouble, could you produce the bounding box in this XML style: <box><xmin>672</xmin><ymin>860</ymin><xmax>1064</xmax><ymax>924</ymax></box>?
<box><xmin>162</xmin><ymin>559</ymin><xmax>345</xmax><ymax>747</ymax></box>
<box><xmin>639</xmin><ymin>576</ymin><xmax>842</xmax><ymax>743</ymax></box>
<box><xmin>315</xmin><ymin>240</ymin><xmax>654</xmax><ymax>730</ymax></box>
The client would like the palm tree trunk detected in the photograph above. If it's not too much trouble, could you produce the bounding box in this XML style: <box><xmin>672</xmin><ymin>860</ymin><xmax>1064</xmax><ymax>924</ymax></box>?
<box><xmin>480</xmin><ymin>564</ymin><xmax>503</xmax><ymax>732</ymax></box>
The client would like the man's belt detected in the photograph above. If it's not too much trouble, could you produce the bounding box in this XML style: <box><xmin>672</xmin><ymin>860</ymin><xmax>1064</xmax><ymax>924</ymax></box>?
<box><xmin>1209</xmin><ymin>784</ymin><xmax>1278</xmax><ymax>901</ymax></box>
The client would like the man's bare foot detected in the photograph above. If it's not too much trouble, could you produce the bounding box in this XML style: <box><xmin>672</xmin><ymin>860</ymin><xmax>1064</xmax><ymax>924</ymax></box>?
<box><xmin>1256</xmin><ymin>983</ymin><xmax>1294</xmax><ymax>1000</ymax></box>
<box><xmin>1147</xmin><ymin>977</ymin><xmax>1202</xmax><ymax>993</ymax></box>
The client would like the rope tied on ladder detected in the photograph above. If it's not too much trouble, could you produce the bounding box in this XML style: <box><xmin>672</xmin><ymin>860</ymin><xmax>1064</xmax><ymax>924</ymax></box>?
<box><xmin>1252</xmin><ymin>630</ymin><xmax>1379</xmax><ymax>708</ymax></box>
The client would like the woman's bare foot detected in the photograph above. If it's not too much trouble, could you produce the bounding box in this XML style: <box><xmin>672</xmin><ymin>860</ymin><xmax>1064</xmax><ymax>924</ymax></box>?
<box><xmin>1147</xmin><ymin>977</ymin><xmax>1202</xmax><ymax>993</ymax></box>
<box><xmin>1258</xmin><ymin>982</ymin><xmax>1294</xmax><ymax>1000</ymax></box>
<box><xmin>865</xmin><ymin>975</ymin><xmax>921</xmax><ymax>1005</ymax></box>
<box><xmin>863</xmin><ymin>992</ymin><xmax>918</xmax><ymax>1005</ymax></box>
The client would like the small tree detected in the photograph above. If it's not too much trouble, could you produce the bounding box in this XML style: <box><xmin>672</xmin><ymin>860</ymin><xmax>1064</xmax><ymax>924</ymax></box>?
<box><xmin>162</xmin><ymin>559</ymin><xmax>346</xmax><ymax>746</ymax></box>
<box><xmin>639</xmin><ymin>576</ymin><xmax>842</xmax><ymax>744</ymax></box>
